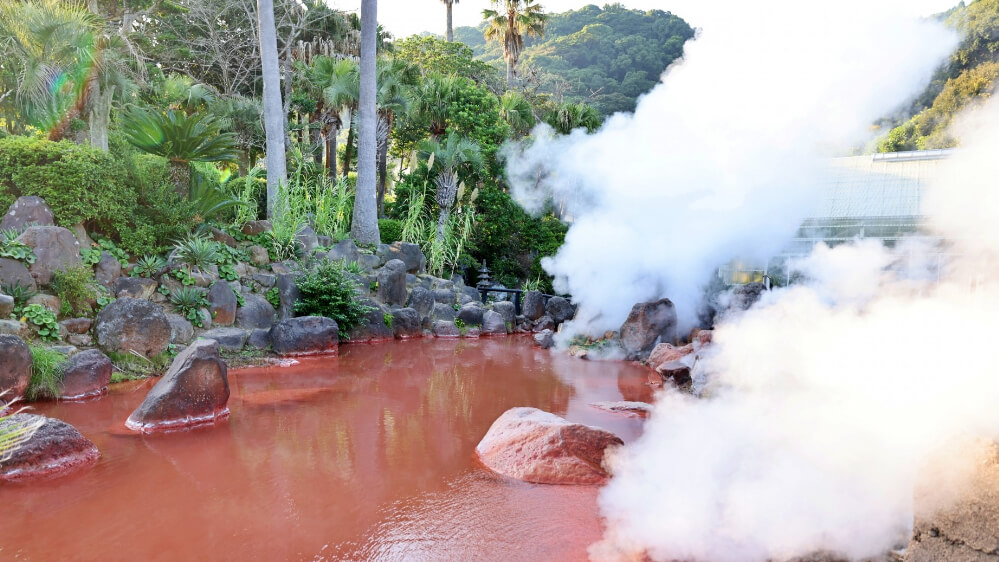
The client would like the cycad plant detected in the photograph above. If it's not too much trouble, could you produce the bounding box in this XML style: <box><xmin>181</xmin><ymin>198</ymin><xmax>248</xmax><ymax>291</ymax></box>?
<box><xmin>121</xmin><ymin>108</ymin><xmax>239</xmax><ymax>197</ymax></box>
<box><xmin>482</xmin><ymin>0</ymin><xmax>546</xmax><ymax>84</ymax></box>
<box><xmin>419</xmin><ymin>131</ymin><xmax>484</xmax><ymax>241</ymax></box>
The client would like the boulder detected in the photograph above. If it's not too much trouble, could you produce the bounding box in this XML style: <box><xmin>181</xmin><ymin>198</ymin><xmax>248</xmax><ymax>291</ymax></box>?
<box><xmin>475</xmin><ymin>407</ymin><xmax>624</xmax><ymax>485</ymax></box>
<box><xmin>461</xmin><ymin>285</ymin><xmax>481</xmax><ymax>304</ymax></box>
<box><xmin>113</xmin><ymin>276</ymin><xmax>158</xmax><ymax>300</ymax></box>
<box><xmin>94</xmin><ymin>251</ymin><xmax>122</xmax><ymax>287</ymax></box>
<box><xmin>694</xmin><ymin>329</ymin><xmax>714</xmax><ymax>347</ymax></box>
<box><xmin>728</xmin><ymin>282</ymin><xmax>767</xmax><ymax>313</ymax></box>
<box><xmin>619</xmin><ymin>298</ymin><xmax>678</xmax><ymax>359</ymax></box>
<box><xmin>327</xmin><ymin>239</ymin><xmax>360</xmax><ymax>264</ymax></box>
<box><xmin>522</xmin><ymin>291</ymin><xmax>546</xmax><ymax>321</ymax></box>
<box><xmin>347</xmin><ymin>299</ymin><xmax>393</xmax><ymax>343</ymax></box>
<box><xmin>545</xmin><ymin>296</ymin><xmax>575</xmax><ymax>325</ymax></box>
<box><xmin>432</xmin><ymin>320</ymin><xmax>460</xmax><ymax>338</ymax></box>
<box><xmin>377</xmin><ymin>242</ymin><xmax>426</xmax><ymax>274</ymax></box>
<box><xmin>0</xmin><ymin>196</ymin><xmax>55</xmax><ymax>232</ymax></box>
<box><xmin>252</xmin><ymin>272</ymin><xmax>276</xmax><ymax>288</ymax></box>
<box><xmin>533</xmin><ymin>315</ymin><xmax>555</xmax><ymax>332</ymax></box>
<box><xmin>241</xmin><ymin>220</ymin><xmax>272</xmax><ymax>236</ymax></box>
<box><xmin>249</xmin><ymin>245</ymin><xmax>269</xmax><ymax>266</ymax></box>
<box><xmin>481</xmin><ymin>309</ymin><xmax>507</xmax><ymax>335</ymax></box>
<box><xmin>358</xmin><ymin>253</ymin><xmax>381</xmax><ymax>271</ymax></box>
<box><xmin>16</xmin><ymin>226</ymin><xmax>82</xmax><ymax>286</ymax></box>
<box><xmin>26</xmin><ymin>293</ymin><xmax>60</xmax><ymax>314</ymax></box>
<box><xmin>67</xmin><ymin>334</ymin><xmax>92</xmax><ymax>347</ymax></box>
<box><xmin>0</xmin><ymin>257</ymin><xmax>37</xmax><ymax>293</ymax></box>
<box><xmin>95</xmin><ymin>298</ymin><xmax>171</xmax><ymax>358</ymax></box>
<box><xmin>165</xmin><ymin>313</ymin><xmax>195</xmax><ymax>344</ymax></box>
<box><xmin>0</xmin><ymin>414</ymin><xmax>99</xmax><ymax>481</ymax></box>
<box><xmin>0</xmin><ymin>320</ymin><xmax>28</xmax><ymax>338</ymax></box>
<box><xmin>589</xmin><ymin>401</ymin><xmax>653</xmax><ymax>418</ymax></box>
<box><xmin>199</xmin><ymin>328</ymin><xmax>248</xmax><ymax>351</ymax></box>
<box><xmin>391</xmin><ymin>308</ymin><xmax>423</xmax><ymax>338</ymax></box>
<box><xmin>59</xmin><ymin>349</ymin><xmax>112</xmax><ymax>400</ymax></box>
<box><xmin>534</xmin><ymin>329</ymin><xmax>555</xmax><ymax>349</ymax></box>
<box><xmin>0</xmin><ymin>335</ymin><xmax>32</xmax><ymax>399</ymax></box>
<box><xmin>235</xmin><ymin>294</ymin><xmax>275</xmax><ymax>330</ymax></box>
<box><xmin>295</xmin><ymin>225</ymin><xmax>319</xmax><ymax>255</ymax></box>
<box><xmin>457</xmin><ymin>304</ymin><xmax>485</xmax><ymax>326</ymax></box>
<box><xmin>493</xmin><ymin>301</ymin><xmax>516</xmax><ymax>326</ymax></box>
<box><xmin>246</xmin><ymin>328</ymin><xmax>271</xmax><ymax>350</ymax></box>
<box><xmin>906</xmin><ymin>449</ymin><xmax>999</xmax><ymax>561</ymax></box>
<box><xmin>431</xmin><ymin>302</ymin><xmax>457</xmax><ymax>322</ymax></box>
<box><xmin>407</xmin><ymin>286</ymin><xmax>435</xmax><ymax>317</ymax></box>
<box><xmin>125</xmin><ymin>339</ymin><xmax>230</xmax><ymax>432</ymax></box>
<box><xmin>377</xmin><ymin>259</ymin><xmax>408</xmax><ymax>306</ymax></box>
<box><xmin>207</xmin><ymin>282</ymin><xmax>237</xmax><ymax>326</ymax></box>
<box><xmin>269</xmin><ymin>316</ymin><xmax>339</xmax><ymax>356</ymax></box>
<box><xmin>647</xmin><ymin>343</ymin><xmax>694</xmax><ymax>371</ymax></box>
<box><xmin>275</xmin><ymin>273</ymin><xmax>300</xmax><ymax>321</ymax></box>
<box><xmin>433</xmin><ymin>288</ymin><xmax>456</xmax><ymax>305</ymax></box>
<box><xmin>209</xmin><ymin>227</ymin><xmax>238</xmax><ymax>248</ymax></box>
<box><xmin>59</xmin><ymin>318</ymin><xmax>92</xmax><ymax>335</ymax></box>
<box><xmin>0</xmin><ymin>293</ymin><xmax>13</xmax><ymax>318</ymax></box>
<box><xmin>655</xmin><ymin>361</ymin><xmax>692</xmax><ymax>387</ymax></box>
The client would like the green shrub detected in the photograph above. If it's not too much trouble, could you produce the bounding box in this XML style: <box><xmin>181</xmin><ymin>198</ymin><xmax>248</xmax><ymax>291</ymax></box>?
<box><xmin>265</xmin><ymin>286</ymin><xmax>280</xmax><ymax>309</ymax></box>
<box><xmin>26</xmin><ymin>345</ymin><xmax>66</xmax><ymax>400</ymax></box>
<box><xmin>132</xmin><ymin>255</ymin><xmax>167</xmax><ymax>278</ymax></box>
<box><xmin>0</xmin><ymin>137</ymin><xmax>133</xmax><ymax>235</ymax></box>
<box><xmin>0</xmin><ymin>229</ymin><xmax>36</xmax><ymax>264</ymax></box>
<box><xmin>170</xmin><ymin>287</ymin><xmax>208</xmax><ymax>327</ymax></box>
<box><xmin>378</xmin><ymin>219</ymin><xmax>403</xmax><ymax>244</ymax></box>
<box><xmin>294</xmin><ymin>260</ymin><xmax>372</xmax><ymax>334</ymax></box>
<box><xmin>20</xmin><ymin>304</ymin><xmax>59</xmax><ymax>341</ymax></box>
<box><xmin>173</xmin><ymin>235</ymin><xmax>218</xmax><ymax>271</ymax></box>
<box><xmin>51</xmin><ymin>266</ymin><xmax>99</xmax><ymax>317</ymax></box>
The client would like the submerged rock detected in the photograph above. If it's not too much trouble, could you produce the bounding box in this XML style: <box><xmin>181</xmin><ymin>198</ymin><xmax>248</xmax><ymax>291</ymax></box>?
<box><xmin>475</xmin><ymin>407</ymin><xmax>624</xmax><ymax>485</ymax></box>
<box><xmin>391</xmin><ymin>308</ymin><xmax>422</xmax><ymax>339</ymax></box>
<box><xmin>348</xmin><ymin>299</ymin><xmax>393</xmax><ymax>342</ymax></box>
<box><xmin>0</xmin><ymin>414</ymin><xmax>99</xmax><ymax>482</ymax></box>
<box><xmin>619</xmin><ymin>298</ymin><xmax>678</xmax><ymax>360</ymax></box>
<box><xmin>534</xmin><ymin>329</ymin><xmax>555</xmax><ymax>349</ymax></box>
<box><xmin>269</xmin><ymin>316</ymin><xmax>338</xmax><ymax>356</ymax></box>
<box><xmin>126</xmin><ymin>339</ymin><xmax>230</xmax><ymax>432</ymax></box>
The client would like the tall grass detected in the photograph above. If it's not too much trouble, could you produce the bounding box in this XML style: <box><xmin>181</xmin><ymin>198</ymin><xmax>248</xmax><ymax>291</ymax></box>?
<box><xmin>26</xmin><ymin>345</ymin><xmax>67</xmax><ymax>401</ymax></box>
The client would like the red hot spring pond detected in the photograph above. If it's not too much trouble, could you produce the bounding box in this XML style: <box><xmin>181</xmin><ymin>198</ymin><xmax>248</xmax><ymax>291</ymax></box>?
<box><xmin>0</xmin><ymin>337</ymin><xmax>653</xmax><ymax>560</ymax></box>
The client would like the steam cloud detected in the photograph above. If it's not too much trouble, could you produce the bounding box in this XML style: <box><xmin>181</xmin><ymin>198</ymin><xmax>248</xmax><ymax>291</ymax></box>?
<box><xmin>504</xmin><ymin>1</ymin><xmax>955</xmax><ymax>335</ymax></box>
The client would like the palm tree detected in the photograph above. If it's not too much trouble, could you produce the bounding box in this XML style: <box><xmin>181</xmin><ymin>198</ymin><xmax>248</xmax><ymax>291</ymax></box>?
<box><xmin>419</xmin><ymin>131</ymin><xmax>483</xmax><ymax>241</ymax></box>
<box><xmin>482</xmin><ymin>0</ymin><xmax>546</xmax><ymax>85</ymax></box>
<box><xmin>257</xmin><ymin>0</ymin><xmax>287</xmax><ymax>218</ymax></box>
<box><xmin>499</xmin><ymin>90</ymin><xmax>535</xmax><ymax>137</ymax></box>
<box><xmin>544</xmin><ymin>100</ymin><xmax>602</xmax><ymax>134</ymax></box>
<box><xmin>411</xmin><ymin>73</ymin><xmax>460</xmax><ymax>140</ymax></box>
<box><xmin>441</xmin><ymin>0</ymin><xmax>459</xmax><ymax>42</ymax></box>
<box><xmin>374</xmin><ymin>59</ymin><xmax>419</xmax><ymax>216</ymax></box>
<box><xmin>351</xmin><ymin>0</ymin><xmax>380</xmax><ymax>244</ymax></box>
<box><xmin>307</xmin><ymin>56</ymin><xmax>359</xmax><ymax>176</ymax></box>
<box><xmin>121</xmin><ymin>108</ymin><xmax>240</xmax><ymax>198</ymax></box>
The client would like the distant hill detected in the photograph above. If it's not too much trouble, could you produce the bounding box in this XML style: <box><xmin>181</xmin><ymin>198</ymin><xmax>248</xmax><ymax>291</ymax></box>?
<box><xmin>454</xmin><ymin>4</ymin><xmax>693</xmax><ymax>115</ymax></box>
<box><xmin>878</xmin><ymin>0</ymin><xmax>999</xmax><ymax>151</ymax></box>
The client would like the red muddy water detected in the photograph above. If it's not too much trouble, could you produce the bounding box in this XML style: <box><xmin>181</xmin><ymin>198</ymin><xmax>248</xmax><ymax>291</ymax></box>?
<box><xmin>0</xmin><ymin>337</ymin><xmax>653</xmax><ymax>561</ymax></box>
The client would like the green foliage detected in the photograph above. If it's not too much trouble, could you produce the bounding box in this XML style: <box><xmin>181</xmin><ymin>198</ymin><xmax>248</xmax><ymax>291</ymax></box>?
<box><xmin>265</xmin><ymin>287</ymin><xmax>280</xmax><ymax>310</ymax></box>
<box><xmin>2</xmin><ymin>283</ymin><xmax>36</xmax><ymax>317</ymax></box>
<box><xmin>132</xmin><ymin>255</ymin><xmax>167</xmax><ymax>278</ymax></box>
<box><xmin>94</xmin><ymin>238</ymin><xmax>130</xmax><ymax>266</ymax></box>
<box><xmin>81</xmin><ymin>248</ymin><xmax>102</xmax><ymax>267</ymax></box>
<box><xmin>0</xmin><ymin>229</ymin><xmax>36</xmax><ymax>264</ymax></box>
<box><xmin>21</xmin><ymin>304</ymin><xmax>58</xmax><ymax>341</ymax></box>
<box><xmin>51</xmin><ymin>266</ymin><xmax>99</xmax><ymax>317</ymax></box>
<box><xmin>0</xmin><ymin>137</ymin><xmax>134</xmax><ymax>235</ymax></box>
<box><xmin>108</xmin><ymin>350</ymin><xmax>173</xmax><ymax>382</ymax></box>
<box><xmin>121</xmin><ymin>108</ymin><xmax>240</xmax><ymax>164</ymax></box>
<box><xmin>454</xmin><ymin>317</ymin><xmax>467</xmax><ymax>335</ymax></box>
<box><xmin>393</xmin><ymin>36</ymin><xmax>503</xmax><ymax>89</ymax></box>
<box><xmin>170</xmin><ymin>287</ymin><xmax>208</xmax><ymax>327</ymax></box>
<box><xmin>543</xmin><ymin>100</ymin><xmax>603</xmax><ymax>134</ymax></box>
<box><xmin>382</xmin><ymin>312</ymin><xmax>393</xmax><ymax>330</ymax></box>
<box><xmin>378</xmin><ymin>219</ymin><xmax>403</xmax><ymax>243</ymax></box>
<box><xmin>26</xmin><ymin>345</ymin><xmax>66</xmax><ymax>400</ymax></box>
<box><xmin>345</xmin><ymin>260</ymin><xmax>364</xmax><ymax>275</ymax></box>
<box><xmin>293</xmin><ymin>259</ymin><xmax>372</xmax><ymax>333</ymax></box>
<box><xmin>173</xmin><ymin>235</ymin><xmax>219</xmax><ymax>271</ymax></box>
<box><xmin>172</xmin><ymin>267</ymin><xmax>196</xmax><ymax>287</ymax></box>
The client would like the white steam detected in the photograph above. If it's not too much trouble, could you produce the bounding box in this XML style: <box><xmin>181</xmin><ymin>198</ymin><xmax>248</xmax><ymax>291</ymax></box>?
<box><xmin>504</xmin><ymin>1</ymin><xmax>955</xmax><ymax>334</ymax></box>
<box><xmin>591</xmin><ymin>60</ymin><xmax>999</xmax><ymax>562</ymax></box>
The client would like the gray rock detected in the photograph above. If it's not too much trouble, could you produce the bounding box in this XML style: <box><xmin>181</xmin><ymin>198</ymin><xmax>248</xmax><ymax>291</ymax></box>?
<box><xmin>432</xmin><ymin>320</ymin><xmax>460</xmax><ymax>338</ymax></box>
<box><xmin>165</xmin><ymin>313</ymin><xmax>195</xmax><ymax>344</ymax></box>
<box><xmin>481</xmin><ymin>309</ymin><xmax>507</xmax><ymax>335</ymax></box>
<box><xmin>533</xmin><ymin>315</ymin><xmax>555</xmax><ymax>332</ymax></box>
<box><xmin>376</xmin><ymin>242</ymin><xmax>426</xmax><ymax>274</ymax></box>
<box><xmin>16</xmin><ymin>226</ymin><xmax>82</xmax><ymax>286</ymax></box>
<box><xmin>295</xmin><ymin>225</ymin><xmax>319</xmax><ymax>255</ymax></box>
<box><xmin>377</xmin><ymin>259</ymin><xmax>408</xmax><ymax>306</ymax></box>
<box><xmin>433</xmin><ymin>288</ymin><xmax>456</xmax><ymax>305</ymax></box>
<box><xmin>199</xmin><ymin>328</ymin><xmax>248</xmax><ymax>351</ymax></box>
<box><xmin>431</xmin><ymin>302</ymin><xmax>457</xmax><ymax>322</ymax></box>
<box><xmin>461</xmin><ymin>286</ymin><xmax>481</xmax><ymax>303</ymax></box>
<box><xmin>113</xmin><ymin>277</ymin><xmax>158</xmax><ymax>300</ymax></box>
<box><xmin>235</xmin><ymin>294</ymin><xmax>275</xmax><ymax>330</ymax></box>
<box><xmin>126</xmin><ymin>339</ymin><xmax>230</xmax><ymax>432</ymax></box>
<box><xmin>60</xmin><ymin>318</ymin><xmax>91</xmax><ymax>334</ymax></box>
<box><xmin>729</xmin><ymin>282</ymin><xmax>767</xmax><ymax>313</ymax></box>
<box><xmin>522</xmin><ymin>291</ymin><xmax>546</xmax><ymax>321</ymax></box>
<box><xmin>246</xmin><ymin>328</ymin><xmax>271</xmax><ymax>350</ymax></box>
<box><xmin>67</xmin><ymin>333</ymin><xmax>92</xmax><ymax>347</ymax></box>
<box><xmin>252</xmin><ymin>272</ymin><xmax>276</xmax><ymax>288</ymax></box>
<box><xmin>269</xmin><ymin>316</ymin><xmax>339</xmax><ymax>356</ymax></box>
<box><xmin>493</xmin><ymin>301</ymin><xmax>516</xmax><ymax>326</ymax></box>
<box><xmin>458</xmin><ymin>294</ymin><xmax>474</xmax><ymax>306</ymax></box>
<box><xmin>347</xmin><ymin>299</ymin><xmax>393</xmax><ymax>342</ymax></box>
<box><xmin>0</xmin><ymin>335</ymin><xmax>32</xmax><ymax>399</ymax></box>
<box><xmin>0</xmin><ymin>320</ymin><xmax>27</xmax><ymax>337</ymax></box>
<box><xmin>241</xmin><ymin>220</ymin><xmax>272</xmax><ymax>236</ymax></box>
<box><xmin>391</xmin><ymin>308</ymin><xmax>422</xmax><ymax>338</ymax></box>
<box><xmin>619</xmin><ymin>298</ymin><xmax>678</xmax><ymax>359</ymax></box>
<box><xmin>71</xmin><ymin>223</ymin><xmax>95</xmax><ymax>250</ymax></box>
<box><xmin>545</xmin><ymin>296</ymin><xmax>575</xmax><ymax>325</ymax></box>
<box><xmin>26</xmin><ymin>293</ymin><xmax>60</xmax><ymax>314</ymax></box>
<box><xmin>249</xmin><ymin>245</ymin><xmax>269</xmax><ymax>266</ymax></box>
<box><xmin>407</xmin><ymin>286</ymin><xmax>435</xmax><ymax>317</ymax></box>
<box><xmin>209</xmin><ymin>227</ymin><xmax>238</xmax><ymax>248</ymax></box>
<box><xmin>358</xmin><ymin>253</ymin><xmax>381</xmax><ymax>271</ymax></box>
<box><xmin>95</xmin><ymin>298</ymin><xmax>171</xmax><ymax>358</ymax></box>
<box><xmin>207</xmin><ymin>282</ymin><xmax>237</xmax><ymax>326</ymax></box>
<box><xmin>534</xmin><ymin>329</ymin><xmax>555</xmax><ymax>349</ymax></box>
<box><xmin>0</xmin><ymin>196</ymin><xmax>54</xmax><ymax>233</ymax></box>
<box><xmin>0</xmin><ymin>257</ymin><xmax>37</xmax><ymax>293</ymax></box>
<box><xmin>457</xmin><ymin>304</ymin><xmax>485</xmax><ymax>326</ymax></box>
<box><xmin>196</xmin><ymin>308</ymin><xmax>213</xmax><ymax>329</ymax></box>
<box><xmin>94</xmin><ymin>251</ymin><xmax>122</xmax><ymax>287</ymax></box>
<box><xmin>0</xmin><ymin>414</ymin><xmax>99</xmax><ymax>481</ymax></box>
<box><xmin>50</xmin><ymin>345</ymin><xmax>77</xmax><ymax>356</ymax></box>
<box><xmin>60</xmin><ymin>349</ymin><xmax>112</xmax><ymax>400</ymax></box>
<box><xmin>0</xmin><ymin>293</ymin><xmax>13</xmax><ymax>318</ymax></box>
<box><xmin>328</xmin><ymin>239</ymin><xmax>360</xmax><ymax>263</ymax></box>
<box><xmin>276</xmin><ymin>273</ymin><xmax>301</xmax><ymax>321</ymax></box>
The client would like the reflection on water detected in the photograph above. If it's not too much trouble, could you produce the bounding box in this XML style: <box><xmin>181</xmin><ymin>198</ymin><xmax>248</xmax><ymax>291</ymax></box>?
<box><xmin>0</xmin><ymin>337</ymin><xmax>652</xmax><ymax>561</ymax></box>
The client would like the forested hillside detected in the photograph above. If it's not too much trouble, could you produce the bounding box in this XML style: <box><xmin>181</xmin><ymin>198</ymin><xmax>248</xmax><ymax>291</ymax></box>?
<box><xmin>878</xmin><ymin>0</ymin><xmax>999</xmax><ymax>151</ymax></box>
<box><xmin>455</xmin><ymin>4</ymin><xmax>693</xmax><ymax>115</ymax></box>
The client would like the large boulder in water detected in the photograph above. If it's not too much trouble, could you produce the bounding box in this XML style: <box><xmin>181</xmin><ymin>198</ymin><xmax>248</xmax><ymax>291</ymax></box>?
<box><xmin>0</xmin><ymin>414</ymin><xmax>99</xmax><ymax>481</ymax></box>
<box><xmin>0</xmin><ymin>335</ymin><xmax>32</xmax><ymax>399</ymax></box>
<box><xmin>59</xmin><ymin>349</ymin><xmax>112</xmax><ymax>400</ymax></box>
<box><xmin>348</xmin><ymin>298</ymin><xmax>393</xmax><ymax>342</ymax></box>
<box><xmin>391</xmin><ymin>308</ymin><xmax>423</xmax><ymax>338</ymax></box>
<box><xmin>16</xmin><ymin>226</ymin><xmax>82</xmax><ymax>286</ymax></box>
<box><xmin>522</xmin><ymin>291</ymin><xmax>545</xmax><ymax>321</ymax></box>
<box><xmin>619</xmin><ymin>298</ymin><xmax>678</xmax><ymax>359</ymax></box>
<box><xmin>0</xmin><ymin>196</ymin><xmax>54</xmax><ymax>233</ymax></box>
<box><xmin>475</xmin><ymin>407</ymin><xmax>624</xmax><ymax>485</ymax></box>
<box><xmin>126</xmin><ymin>339</ymin><xmax>230</xmax><ymax>432</ymax></box>
<box><xmin>95</xmin><ymin>298</ymin><xmax>171</xmax><ymax>358</ymax></box>
<box><xmin>269</xmin><ymin>316</ymin><xmax>338</xmax><ymax>356</ymax></box>
<box><xmin>235</xmin><ymin>294</ymin><xmax>275</xmax><ymax>330</ymax></box>
<box><xmin>545</xmin><ymin>296</ymin><xmax>574</xmax><ymax>325</ymax></box>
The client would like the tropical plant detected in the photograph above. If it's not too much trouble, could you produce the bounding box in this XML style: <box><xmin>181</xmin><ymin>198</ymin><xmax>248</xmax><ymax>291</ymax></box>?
<box><xmin>20</xmin><ymin>304</ymin><xmax>58</xmax><ymax>341</ymax></box>
<box><xmin>170</xmin><ymin>287</ymin><xmax>208</xmax><ymax>327</ymax></box>
<box><xmin>172</xmin><ymin>235</ymin><xmax>219</xmax><ymax>271</ymax></box>
<box><xmin>51</xmin><ymin>266</ymin><xmax>99</xmax><ymax>317</ymax></box>
<box><xmin>374</xmin><ymin>58</ymin><xmax>419</xmax><ymax>215</ymax></box>
<box><xmin>231</xmin><ymin>165</ymin><xmax>265</xmax><ymax>227</ymax></box>
<box><xmin>94</xmin><ymin>238</ymin><xmax>129</xmax><ymax>266</ymax></box>
<box><xmin>189</xmin><ymin>166</ymin><xmax>248</xmax><ymax>228</ymax></box>
<box><xmin>352</xmin><ymin>0</ymin><xmax>380</xmax><ymax>244</ymax></box>
<box><xmin>311</xmin><ymin>176</ymin><xmax>355</xmax><ymax>241</ymax></box>
<box><xmin>26</xmin><ymin>344</ymin><xmax>66</xmax><ymax>400</ymax></box>
<box><xmin>81</xmin><ymin>248</ymin><xmax>102</xmax><ymax>266</ymax></box>
<box><xmin>0</xmin><ymin>390</ymin><xmax>45</xmax><ymax>462</ymax></box>
<box><xmin>294</xmin><ymin>259</ymin><xmax>372</xmax><ymax>333</ymax></box>
<box><xmin>2</xmin><ymin>283</ymin><xmax>37</xmax><ymax>317</ymax></box>
<box><xmin>399</xmin><ymin>184</ymin><xmax>428</xmax><ymax>244</ymax></box>
<box><xmin>482</xmin><ymin>0</ymin><xmax>546</xmax><ymax>84</ymax></box>
<box><xmin>258</xmin><ymin>0</ymin><xmax>287</xmax><ymax>217</ymax></box>
<box><xmin>121</xmin><ymin>108</ymin><xmax>239</xmax><ymax>197</ymax></box>
<box><xmin>419</xmin><ymin>131</ymin><xmax>484</xmax><ymax>240</ymax></box>
<box><xmin>132</xmin><ymin>255</ymin><xmax>167</xmax><ymax>278</ymax></box>
<box><xmin>499</xmin><ymin>90</ymin><xmax>536</xmax><ymax>137</ymax></box>
<box><xmin>306</xmin><ymin>56</ymin><xmax>359</xmax><ymax>176</ymax></box>
<box><xmin>544</xmin><ymin>100</ymin><xmax>602</xmax><ymax>134</ymax></box>
<box><xmin>411</xmin><ymin>73</ymin><xmax>460</xmax><ymax>139</ymax></box>
<box><xmin>441</xmin><ymin>0</ymin><xmax>460</xmax><ymax>41</ymax></box>
<box><xmin>0</xmin><ymin>230</ymin><xmax>36</xmax><ymax>264</ymax></box>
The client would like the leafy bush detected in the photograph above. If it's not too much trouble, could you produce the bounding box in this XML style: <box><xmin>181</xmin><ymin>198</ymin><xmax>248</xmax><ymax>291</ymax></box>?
<box><xmin>26</xmin><ymin>345</ymin><xmax>66</xmax><ymax>400</ymax></box>
<box><xmin>265</xmin><ymin>287</ymin><xmax>280</xmax><ymax>309</ymax></box>
<box><xmin>132</xmin><ymin>255</ymin><xmax>167</xmax><ymax>278</ymax></box>
<box><xmin>51</xmin><ymin>266</ymin><xmax>99</xmax><ymax>317</ymax></box>
<box><xmin>294</xmin><ymin>260</ymin><xmax>372</xmax><ymax>334</ymax></box>
<box><xmin>21</xmin><ymin>304</ymin><xmax>59</xmax><ymax>341</ymax></box>
<box><xmin>93</xmin><ymin>238</ymin><xmax>130</xmax><ymax>266</ymax></box>
<box><xmin>0</xmin><ymin>229</ymin><xmax>36</xmax><ymax>264</ymax></box>
<box><xmin>81</xmin><ymin>248</ymin><xmax>102</xmax><ymax>266</ymax></box>
<box><xmin>173</xmin><ymin>235</ymin><xmax>219</xmax><ymax>271</ymax></box>
<box><xmin>378</xmin><ymin>219</ymin><xmax>403</xmax><ymax>244</ymax></box>
<box><xmin>170</xmin><ymin>287</ymin><xmax>208</xmax><ymax>327</ymax></box>
<box><xmin>115</xmin><ymin>154</ymin><xmax>198</xmax><ymax>255</ymax></box>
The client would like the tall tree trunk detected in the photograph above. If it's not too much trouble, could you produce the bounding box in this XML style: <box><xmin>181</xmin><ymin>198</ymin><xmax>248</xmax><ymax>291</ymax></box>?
<box><xmin>351</xmin><ymin>0</ymin><xmax>380</xmax><ymax>244</ymax></box>
<box><xmin>326</xmin><ymin>124</ymin><xmax>339</xmax><ymax>177</ymax></box>
<box><xmin>88</xmin><ymin>83</ymin><xmax>113</xmax><ymax>153</ymax></box>
<box><xmin>376</xmin><ymin>114</ymin><xmax>390</xmax><ymax>217</ymax></box>
<box><xmin>446</xmin><ymin>1</ymin><xmax>454</xmax><ymax>42</ymax></box>
<box><xmin>258</xmin><ymin>0</ymin><xmax>287</xmax><ymax>218</ymax></box>
<box><xmin>505</xmin><ymin>57</ymin><xmax>514</xmax><ymax>85</ymax></box>
<box><xmin>341</xmin><ymin>115</ymin><xmax>355</xmax><ymax>177</ymax></box>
